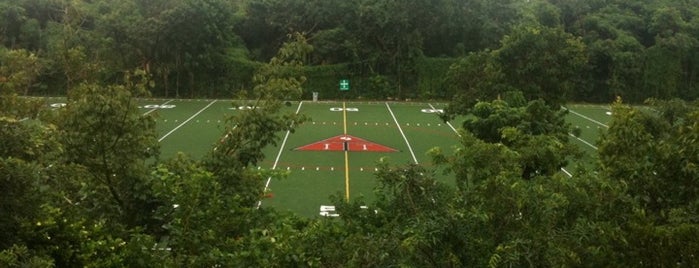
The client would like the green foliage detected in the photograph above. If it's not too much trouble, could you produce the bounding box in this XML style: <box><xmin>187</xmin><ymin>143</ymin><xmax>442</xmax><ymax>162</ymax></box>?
<box><xmin>0</xmin><ymin>245</ymin><xmax>54</xmax><ymax>268</ymax></box>
<box><xmin>494</xmin><ymin>25</ymin><xmax>587</xmax><ymax>107</ymax></box>
<box><xmin>57</xmin><ymin>74</ymin><xmax>159</xmax><ymax>228</ymax></box>
<box><xmin>205</xmin><ymin>33</ymin><xmax>310</xmax><ymax>207</ymax></box>
<box><xmin>1</xmin><ymin>0</ymin><xmax>697</xmax><ymax>101</ymax></box>
<box><xmin>4</xmin><ymin>1</ymin><xmax>699</xmax><ymax>266</ymax></box>
<box><xmin>600</xmin><ymin>98</ymin><xmax>699</xmax><ymax>216</ymax></box>
<box><xmin>439</xmin><ymin>98</ymin><xmax>579</xmax><ymax>182</ymax></box>
<box><xmin>302</xmin><ymin>63</ymin><xmax>350</xmax><ymax>99</ymax></box>
<box><xmin>415</xmin><ymin>57</ymin><xmax>457</xmax><ymax>99</ymax></box>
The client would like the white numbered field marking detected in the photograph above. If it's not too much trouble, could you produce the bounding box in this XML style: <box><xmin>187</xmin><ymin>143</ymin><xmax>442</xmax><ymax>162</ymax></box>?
<box><xmin>50</xmin><ymin>103</ymin><xmax>66</xmax><ymax>108</ymax></box>
<box><xmin>330</xmin><ymin>107</ymin><xmax>359</xmax><ymax>112</ymax></box>
<box><xmin>421</xmin><ymin>108</ymin><xmax>444</xmax><ymax>114</ymax></box>
<box><xmin>142</xmin><ymin>104</ymin><xmax>176</xmax><ymax>109</ymax></box>
<box><xmin>320</xmin><ymin>205</ymin><xmax>339</xmax><ymax>217</ymax></box>
<box><xmin>228</xmin><ymin>106</ymin><xmax>257</xmax><ymax>110</ymax></box>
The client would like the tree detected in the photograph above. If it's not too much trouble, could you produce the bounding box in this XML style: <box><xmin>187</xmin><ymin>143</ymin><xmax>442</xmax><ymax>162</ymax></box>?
<box><xmin>57</xmin><ymin>70</ymin><xmax>159</xmax><ymax>228</ymax></box>
<box><xmin>0</xmin><ymin>48</ymin><xmax>42</xmax><ymax>95</ymax></box>
<box><xmin>493</xmin><ymin>25</ymin><xmax>587</xmax><ymax>107</ymax></box>
<box><xmin>597</xmin><ymin>97</ymin><xmax>699</xmax><ymax>266</ymax></box>
<box><xmin>442</xmin><ymin>51</ymin><xmax>503</xmax><ymax>117</ymax></box>
<box><xmin>448</xmin><ymin>97</ymin><xmax>579</xmax><ymax>180</ymax></box>
<box><xmin>204</xmin><ymin>33</ymin><xmax>311</xmax><ymax>207</ymax></box>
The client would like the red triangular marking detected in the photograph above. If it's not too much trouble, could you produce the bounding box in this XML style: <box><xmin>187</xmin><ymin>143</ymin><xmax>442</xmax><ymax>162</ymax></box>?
<box><xmin>294</xmin><ymin>135</ymin><xmax>398</xmax><ymax>152</ymax></box>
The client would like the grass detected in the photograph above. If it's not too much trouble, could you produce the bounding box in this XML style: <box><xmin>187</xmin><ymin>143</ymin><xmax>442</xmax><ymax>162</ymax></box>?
<box><xmin>38</xmin><ymin>97</ymin><xmax>614</xmax><ymax>217</ymax></box>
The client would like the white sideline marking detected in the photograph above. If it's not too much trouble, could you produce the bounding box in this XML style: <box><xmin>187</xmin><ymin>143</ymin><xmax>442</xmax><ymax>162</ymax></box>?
<box><xmin>257</xmin><ymin>101</ymin><xmax>304</xmax><ymax>209</ymax></box>
<box><xmin>143</xmin><ymin>99</ymin><xmax>174</xmax><ymax>115</ymax></box>
<box><xmin>429</xmin><ymin>103</ymin><xmax>460</xmax><ymax>137</ymax></box>
<box><xmin>159</xmin><ymin>100</ymin><xmax>216</xmax><ymax>142</ymax></box>
<box><xmin>564</xmin><ymin>107</ymin><xmax>608</xmax><ymax>128</ymax></box>
<box><xmin>386</xmin><ymin>103</ymin><xmax>418</xmax><ymax>164</ymax></box>
<box><xmin>561</xmin><ymin>168</ymin><xmax>573</xmax><ymax>178</ymax></box>
<box><xmin>569</xmin><ymin>133</ymin><xmax>598</xmax><ymax>150</ymax></box>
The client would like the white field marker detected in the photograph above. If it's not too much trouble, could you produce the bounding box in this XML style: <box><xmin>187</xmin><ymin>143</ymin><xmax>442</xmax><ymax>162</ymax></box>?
<box><xmin>563</xmin><ymin>107</ymin><xmax>609</xmax><ymax>128</ymax></box>
<box><xmin>429</xmin><ymin>103</ymin><xmax>460</xmax><ymax>136</ymax></box>
<box><xmin>258</xmin><ymin>101</ymin><xmax>304</xmax><ymax>209</ymax></box>
<box><xmin>386</xmin><ymin>103</ymin><xmax>419</xmax><ymax>164</ymax></box>
<box><xmin>159</xmin><ymin>100</ymin><xmax>217</xmax><ymax>142</ymax></box>
<box><xmin>569</xmin><ymin>133</ymin><xmax>598</xmax><ymax>150</ymax></box>
<box><xmin>143</xmin><ymin>99</ymin><xmax>174</xmax><ymax>115</ymax></box>
<box><xmin>561</xmin><ymin>168</ymin><xmax>573</xmax><ymax>178</ymax></box>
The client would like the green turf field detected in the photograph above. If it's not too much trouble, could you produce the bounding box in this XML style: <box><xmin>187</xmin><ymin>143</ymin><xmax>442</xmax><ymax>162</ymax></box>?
<box><xmin>562</xmin><ymin>104</ymin><xmax>611</xmax><ymax>172</ymax></box>
<box><xmin>41</xmin><ymin>97</ymin><xmax>614</xmax><ymax>217</ymax></box>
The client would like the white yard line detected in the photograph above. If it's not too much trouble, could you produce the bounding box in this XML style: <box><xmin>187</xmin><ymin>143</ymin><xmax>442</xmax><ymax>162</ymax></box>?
<box><xmin>561</xmin><ymin>133</ymin><xmax>598</xmax><ymax>178</ymax></box>
<box><xmin>569</xmin><ymin>133</ymin><xmax>598</xmax><ymax>150</ymax></box>
<box><xmin>386</xmin><ymin>102</ymin><xmax>419</xmax><ymax>164</ymax></box>
<box><xmin>563</xmin><ymin>107</ymin><xmax>609</xmax><ymax>128</ymax></box>
<box><xmin>158</xmin><ymin>100</ymin><xmax>217</xmax><ymax>142</ymax></box>
<box><xmin>561</xmin><ymin>168</ymin><xmax>573</xmax><ymax>178</ymax></box>
<box><xmin>428</xmin><ymin>103</ymin><xmax>460</xmax><ymax>137</ymax></box>
<box><xmin>257</xmin><ymin>101</ymin><xmax>304</xmax><ymax>209</ymax></box>
<box><xmin>143</xmin><ymin>99</ymin><xmax>174</xmax><ymax>115</ymax></box>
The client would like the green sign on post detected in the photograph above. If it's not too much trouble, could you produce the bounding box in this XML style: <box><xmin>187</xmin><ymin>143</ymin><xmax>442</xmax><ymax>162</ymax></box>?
<box><xmin>339</xmin><ymin>79</ymin><xmax>350</xmax><ymax>91</ymax></box>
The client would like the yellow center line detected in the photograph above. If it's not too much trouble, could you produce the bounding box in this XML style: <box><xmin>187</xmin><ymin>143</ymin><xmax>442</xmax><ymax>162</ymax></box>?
<box><xmin>343</xmin><ymin>102</ymin><xmax>350</xmax><ymax>201</ymax></box>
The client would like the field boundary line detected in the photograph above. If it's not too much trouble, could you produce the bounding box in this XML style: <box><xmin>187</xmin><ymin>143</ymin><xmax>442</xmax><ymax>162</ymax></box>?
<box><xmin>563</xmin><ymin>107</ymin><xmax>609</xmax><ymax>128</ymax></box>
<box><xmin>561</xmin><ymin>168</ymin><xmax>573</xmax><ymax>178</ymax></box>
<box><xmin>386</xmin><ymin>102</ymin><xmax>418</xmax><ymax>164</ymax></box>
<box><xmin>343</xmin><ymin>102</ymin><xmax>350</xmax><ymax>201</ymax></box>
<box><xmin>429</xmin><ymin>103</ymin><xmax>461</xmax><ymax>137</ymax></box>
<box><xmin>258</xmin><ymin>101</ymin><xmax>304</xmax><ymax>208</ymax></box>
<box><xmin>143</xmin><ymin>99</ymin><xmax>174</xmax><ymax>115</ymax></box>
<box><xmin>158</xmin><ymin>100</ymin><xmax>217</xmax><ymax>142</ymax></box>
<box><xmin>569</xmin><ymin>133</ymin><xmax>598</xmax><ymax>150</ymax></box>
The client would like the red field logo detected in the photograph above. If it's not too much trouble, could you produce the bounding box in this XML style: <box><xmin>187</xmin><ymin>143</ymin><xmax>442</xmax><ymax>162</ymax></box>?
<box><xmin>294</xmin><ymin>135</ymin><xmax>398</xmax><ymax>152</ymax></box>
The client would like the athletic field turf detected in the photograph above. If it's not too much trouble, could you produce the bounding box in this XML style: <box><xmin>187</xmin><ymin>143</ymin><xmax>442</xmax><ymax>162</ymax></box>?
<box><xmin>41</xmin><ymin>97</ymin><xmax>613</xmax><ymax>217</ymax></box>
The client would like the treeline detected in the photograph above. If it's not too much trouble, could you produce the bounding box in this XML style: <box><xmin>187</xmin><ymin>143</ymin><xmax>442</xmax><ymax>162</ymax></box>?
<box><xmin>1</xmin><ymin>0</ymin><xmax>698</xmax><ymax>102</ymax></box>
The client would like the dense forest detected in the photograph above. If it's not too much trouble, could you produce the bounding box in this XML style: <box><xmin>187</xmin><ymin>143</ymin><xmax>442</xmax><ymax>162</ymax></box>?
<box><xmin>2</xmin><ymin>0</ymin><xmax>699</xmax><ymax>102</ymax></box>
<box><xmin>2</xmin><ymin>0</ymin><xmax>699</xmax><ymax>267</ymax></box>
